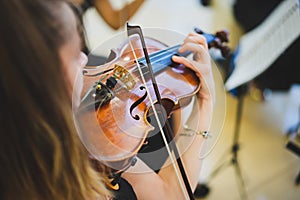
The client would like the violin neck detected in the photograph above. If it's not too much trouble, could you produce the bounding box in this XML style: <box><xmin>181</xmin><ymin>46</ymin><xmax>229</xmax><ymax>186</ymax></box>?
<box><xmin>137</xmin><ymin>32</ymin><xmax>216</xmax><ymax>74</ymax></box>
<box><xmin>201</xmin><ymin>32</ymin><xmax>217</xmax><ymax>44</ymax></box>
<box><xmin>137</xmin><ymin>44</ymin><xmax>190</xmax><ymax>74</ymax></box>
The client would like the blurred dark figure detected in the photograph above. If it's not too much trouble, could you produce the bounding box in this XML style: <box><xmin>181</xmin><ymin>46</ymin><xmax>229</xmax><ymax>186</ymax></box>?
<box><xmin>233</xmin><ymin>0</ymin><xmax>300</xmax><ymax>91</ymax></box>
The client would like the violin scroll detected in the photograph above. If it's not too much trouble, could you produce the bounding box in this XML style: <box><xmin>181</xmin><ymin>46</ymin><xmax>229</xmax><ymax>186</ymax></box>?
<box><xmin>194</xmin><ymin>27</ymin><xmax>231</xmax><ymax>58</ymax></box>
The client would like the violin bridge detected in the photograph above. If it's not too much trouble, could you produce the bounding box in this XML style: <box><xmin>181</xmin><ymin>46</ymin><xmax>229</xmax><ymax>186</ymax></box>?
<box><xmin>113</xmin><ymin>64</ymin><xmax>135</xmax><ymax>90</ymax></box>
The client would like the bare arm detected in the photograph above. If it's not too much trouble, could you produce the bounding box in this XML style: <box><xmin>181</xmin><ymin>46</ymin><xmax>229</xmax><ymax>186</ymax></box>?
<box><xmin>122</xmin><ymin>33</ymin><xmax>215</xmax><ymax>199</ymax></box>
<box><xmin>94</xmin><ymin>0</ymin><xmax>145</xmax><ymax>30</ymax></box>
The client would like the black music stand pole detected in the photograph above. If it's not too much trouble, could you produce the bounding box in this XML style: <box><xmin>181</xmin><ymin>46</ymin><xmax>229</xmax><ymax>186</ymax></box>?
<box><xmin>195</xmin><ymin>84</ymin><xmax>249</xmax><ymax>200</ymax></box>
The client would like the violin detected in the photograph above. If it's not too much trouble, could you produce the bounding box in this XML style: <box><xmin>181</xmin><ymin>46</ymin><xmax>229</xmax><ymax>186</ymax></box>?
<box><xmin>74</xmin><ymin>24</ymin><xmax>229</xmax><ymax>199</ymax></box>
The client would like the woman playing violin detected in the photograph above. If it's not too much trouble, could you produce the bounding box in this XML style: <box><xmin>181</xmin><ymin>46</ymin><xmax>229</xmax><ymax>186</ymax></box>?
<box><xmin>0</xmin><ymin>0</ymin><xmax>215</xmax><ymax>199</ymax></box>
<box><xmin>120</xmin><ymin>31</ymin><xmax>215</xmax><ymax>200</ymax></box>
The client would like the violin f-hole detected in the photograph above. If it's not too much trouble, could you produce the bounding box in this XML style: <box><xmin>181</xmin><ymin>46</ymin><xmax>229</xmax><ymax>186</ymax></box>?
<box><xmin>129</xmin><ymin>86</ymin><xmax>147</xmax><ymax>120</ymax></box>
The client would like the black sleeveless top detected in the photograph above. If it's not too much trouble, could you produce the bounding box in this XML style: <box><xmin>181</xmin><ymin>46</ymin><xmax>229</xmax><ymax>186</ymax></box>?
<box><xmin>111</xmin><ymin>177</ymin><xmax>137</xmax><ymax>200</ymax></box>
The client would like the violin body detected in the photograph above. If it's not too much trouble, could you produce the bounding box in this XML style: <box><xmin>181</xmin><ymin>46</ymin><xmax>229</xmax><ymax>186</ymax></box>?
<box><xmin>78</xmin><ymin>36</ymin><xmax>200</xmax><ymax>170</ymax></box>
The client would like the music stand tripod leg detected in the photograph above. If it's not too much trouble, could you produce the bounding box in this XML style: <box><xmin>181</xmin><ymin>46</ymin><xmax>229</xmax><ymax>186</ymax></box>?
<box><xmin>231</xmin><ymin>87</ymin><xmax>248</xmax><ymax>200</ymax></box>
<box><xmin>233</xmin><ymin>155</ymin><xmax>248</xmax><ymax>200</ymax></box>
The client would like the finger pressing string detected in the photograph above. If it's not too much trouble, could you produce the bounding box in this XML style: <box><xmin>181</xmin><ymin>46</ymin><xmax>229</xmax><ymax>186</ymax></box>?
<box><xmin>183</xmin><ymin>34</ymin><xmax>208</xmax><ymax>50</ymax></box>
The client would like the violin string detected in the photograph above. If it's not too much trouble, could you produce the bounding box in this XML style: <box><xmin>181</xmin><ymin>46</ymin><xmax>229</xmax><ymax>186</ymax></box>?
<box><xmin>127</xmin><ymin>46</ymin><xmax>179</xmax><ymax>75</ymax></box>
<box><xmin>112</xmin><ymin>50</ymin><xmax>178</xmax><ymax>94</ymax></box>
<box><xmin>85</xmin><ymin>46</ymin><xmax>179</xmax><ymax>94</ymax></box>
<box><xmin>127</xmin><ymin>36</ymin><xmax>189</xmax><ymax>200</ymax></box>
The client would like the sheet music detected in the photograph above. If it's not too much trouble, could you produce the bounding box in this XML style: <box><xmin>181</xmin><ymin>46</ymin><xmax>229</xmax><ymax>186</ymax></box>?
<box><xmin>225</xmin><ymin>0</ymin><xmax>300</xmax><ymax>91</ymax></box>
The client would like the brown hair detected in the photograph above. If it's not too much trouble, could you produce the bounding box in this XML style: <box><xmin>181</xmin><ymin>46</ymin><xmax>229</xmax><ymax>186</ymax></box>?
<box><xmin>0</xmin><ymin>0</ymin><xmax>108</xmax><ymax>199</ymax></box>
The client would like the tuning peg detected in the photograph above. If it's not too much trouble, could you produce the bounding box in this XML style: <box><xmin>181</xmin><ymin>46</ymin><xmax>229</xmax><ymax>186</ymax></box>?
<box><xmin>194</xmin><ymin>27</ymin><xmax>231</xmax><ymax>58</ymax></box>
<box><xmin>216</xmin><ymin>30</ymin><xmax>229</xmax><ymax>43</ymax></box>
